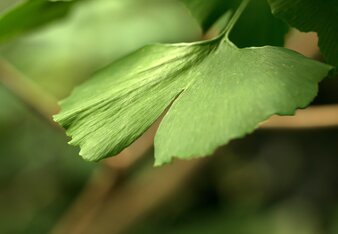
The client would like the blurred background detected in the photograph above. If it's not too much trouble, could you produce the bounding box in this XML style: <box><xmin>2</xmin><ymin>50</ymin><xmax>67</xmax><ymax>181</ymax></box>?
<box><xmin>0</xmin><ymin>0</ymin><xmax>337</xmax><ymax>233</ymax></box>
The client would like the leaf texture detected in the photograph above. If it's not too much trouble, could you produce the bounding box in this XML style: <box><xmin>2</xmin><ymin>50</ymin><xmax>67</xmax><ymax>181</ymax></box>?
<box><xmin>54</xmin><ymin>1</ymin><xmax>333</xmax><ymax>165</ymax></box>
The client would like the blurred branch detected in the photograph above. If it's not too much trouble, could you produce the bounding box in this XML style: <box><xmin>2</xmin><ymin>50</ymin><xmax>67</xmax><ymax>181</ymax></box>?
<box><xmin>285</xmin><ymin>29</ymin><xmax>319</xmax><ymax>59</ymax></box>
<box><xmin>0</xmin><ymin>58</ymin><xmax>59</xmax><ymax>124</ymax></box>
<box><xmin>51</xmin><ymin>166</ymin><xmax>120</xmax><ymax>234</ymax></box>
<box><xmin>87</xmin><ymin>159</ymin><xmax>206</xmax><ymax>234</ymax></box>
<box><xmin>53</xmin><ymin>158</ymin><xmax>207</xmax><ymax>234</ymax></box>
<box><xmin>104</xmin><ymin>119</ymin><xmax>160</xmax><ymax>171</ymax></box>
<box><xmin>51</xmin><ymin>121</ymin><xmax>158</xmax><ymax>234</ymax></box>
<box><xmin>261</xmin><ymin>105</ymin><xmax>338</xmax><ymax>129</ymax></box>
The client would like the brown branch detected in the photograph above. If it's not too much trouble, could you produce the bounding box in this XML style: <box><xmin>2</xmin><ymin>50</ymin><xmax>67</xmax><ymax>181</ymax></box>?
<box><xmin>50</xmin><ymin>121</ymin><xmax>159</xmax><ymax>234</ymax></box>
<box><xmin>53</xmin><ymin>158</ymin><xmax>207</xmax><ymax>234</ymax></box>
<box><xmin>51</xmin><ymin>166</ymin><xmax>120</xmax><ymax>234</ymax></box>
<box><xmin>285</xmin><ymin>29</ymin><xmax>319</xmax><ymax>59</ymax></box>
<box><xmin>261</xmin><ymin>105</ymin><xmax>338</xmax><ymax>129</ymax></box>
<box><xmin>0</xmin><ymin>58</ymin><xmax>59</xmax><ymax>124</ymax></box>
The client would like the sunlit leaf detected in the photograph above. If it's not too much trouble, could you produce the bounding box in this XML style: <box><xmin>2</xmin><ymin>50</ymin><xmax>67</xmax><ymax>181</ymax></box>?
<box><xmin>54</xmin><ymin>1</ymin><xmax>333</xmax><ymax>165</ymax></box>
<box><xmin>0</xmin><ymin>0</ymin><xmax>200</xmax><ymax>97</ymax></box>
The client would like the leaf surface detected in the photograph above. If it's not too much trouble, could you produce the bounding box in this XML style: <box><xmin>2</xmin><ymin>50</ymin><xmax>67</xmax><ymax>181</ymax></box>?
<box><xmin>154</xmin><ymin>43</ymin><xmax>330</xmax><ymax>165</ymax></box>
<box><xmin>55</xmin><ymin>43</ymin><xmax>208</xmax><ymax>161</ymax></box>
<box><xmin>268</xmin><ymin>0</ymin><xmax>338</xmax><ymax>66</ymax></box>
<box><xmin>54</xmin><ymin>1</ymin><xmax>333</xmax><ymax>165</ymax></box>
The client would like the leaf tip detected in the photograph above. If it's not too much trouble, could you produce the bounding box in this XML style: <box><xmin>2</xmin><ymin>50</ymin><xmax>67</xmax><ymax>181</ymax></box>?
<box><xmin>154</xmin><ymin>157</ymin><xmax>170</xmax><ymax>167</ymax></box>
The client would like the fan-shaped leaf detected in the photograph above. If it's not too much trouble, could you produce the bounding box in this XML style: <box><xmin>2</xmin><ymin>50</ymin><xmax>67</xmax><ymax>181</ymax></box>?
<box><xmin>54</xmin><ymin>1</ymin><xmax>333</xmax><ymax>165</ymax></box>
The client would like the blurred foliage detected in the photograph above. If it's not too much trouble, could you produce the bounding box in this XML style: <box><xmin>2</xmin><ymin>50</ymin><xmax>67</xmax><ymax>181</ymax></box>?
<box><xmin>0</xmin><ymin>0</ymin><xmax>21</xmax><ymax>13</ymax></box>
<box><xmin>179</xmin><ymin>0</ymin><xmax>223</xmax><ymax>30</ymax></box>
<box><xmin>129</xmin><ymin>130</ymin><xmax>338</xmax><ymax>234</ymax></box>
<box><xmin>0</xmin><ymin>0</ymin><xmax>82</xmax><ymax>43</ymax></box>
<box><xmin>0</xmin><ymin>86</ymin><xmax>94</xmax><ymax>234</ymax></box>
<box><xmin>181</xmin><ymin>0</ymin><xmax>288</xmax><ymax>47</ymax></box>
<box><xmin>228</xmin><ymin>0</ymin><xmax>288</xmax><ymax>47</ymax></box>
<box><xmin>0</xmin><ymin>0</ymin><xmax>201</xmax><ymax>98</ymax></box>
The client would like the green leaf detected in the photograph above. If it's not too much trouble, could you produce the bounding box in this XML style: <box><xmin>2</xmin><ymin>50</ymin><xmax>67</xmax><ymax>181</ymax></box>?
<box><xmin>154</xmin><ymin>44</ymin><xmax>330</xmax><ymax>165</ymax></box>
<box><xmin>0</xmin><ymin>0</ymin><xmax>200</xmax><ymax>98</ymax></box>
<box><xmin>54</xmin><ymin>0</ymin><xmax>332</xmax><ymax>165</ymax></box>
<box><xmin>228</xmin><ymin>0</ymin><xmax>288</xmax><ymax>47</ymax></box>
<box><xmin>0</xmin><ymin>0</ymin><xmax>81</xmax><ymax>43</ymax></box>
<box><xmin>268</xmin><ymin>0</ymin><xmax>338</xmax><ymax>67</ymax></box>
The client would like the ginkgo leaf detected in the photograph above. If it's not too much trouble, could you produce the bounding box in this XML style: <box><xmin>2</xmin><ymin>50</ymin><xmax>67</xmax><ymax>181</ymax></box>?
<box><xmin>154</xmin><ymin>44</ymin><xmax>330</xmax><ymax>165</ymax></box>
<box><xmin>268</xmin><ymin>0</ymin><xmax>338</xmax><ymax>67</ymax></box>
<box><xmin>0</xmin><ymin>0</ymin><xmax>81</xmax><ymax>43</ymax></box>
<box><xmin>54</xmin><ymin>0</ymin><xmax>333</xmax><ymax>165</ymax></box>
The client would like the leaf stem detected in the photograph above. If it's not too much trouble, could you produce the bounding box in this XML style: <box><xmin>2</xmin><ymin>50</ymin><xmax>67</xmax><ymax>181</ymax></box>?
<box><xmin>221</xmin><ymin>0</ymin><xmax>251</xmax><ymax>42</ymax></box>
